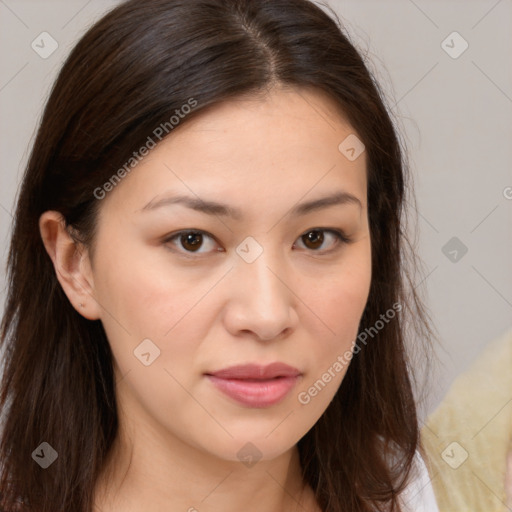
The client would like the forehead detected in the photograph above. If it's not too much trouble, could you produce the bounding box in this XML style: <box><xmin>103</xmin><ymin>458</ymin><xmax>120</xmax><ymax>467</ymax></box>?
<box><xmin>101</xmin><ymin>86</ymin><xmax>368</xmax><ymax>218</ymax></box>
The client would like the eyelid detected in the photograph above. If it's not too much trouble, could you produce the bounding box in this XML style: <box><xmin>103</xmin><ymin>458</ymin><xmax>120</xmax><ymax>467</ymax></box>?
<box><xmin>162</xmin><ymin>230</ymin><xmax>220</xmax><ymax>258</ymax></box>
<box><xmin>162</xmin><ymin>227</ymin><xmax>352</xmax><ymax>257</ymax></box>
<box><xmin>292</xmin><ymin>228</ymin><xmax>352</xmax><ymax>253</ymax></box>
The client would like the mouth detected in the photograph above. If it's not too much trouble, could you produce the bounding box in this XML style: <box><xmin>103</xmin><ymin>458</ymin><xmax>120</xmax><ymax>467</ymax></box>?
<box><xmin>204</xmin><ymin>362</ymin><xmax>302</xmax><ymax>408</ymax></box>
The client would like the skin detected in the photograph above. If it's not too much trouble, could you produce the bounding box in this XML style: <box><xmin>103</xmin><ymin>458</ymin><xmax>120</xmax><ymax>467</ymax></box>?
<box><xmin>39</xmin><ymin>85</ymin><xmax>372</xmax><ymax>512</ymax></box>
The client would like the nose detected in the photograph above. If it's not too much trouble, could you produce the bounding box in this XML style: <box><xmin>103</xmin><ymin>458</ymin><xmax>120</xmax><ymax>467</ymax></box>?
<box><xmin>222</xmin><ymin>248</ymin><xmax>298</xmax><ymax>342</ymax></box>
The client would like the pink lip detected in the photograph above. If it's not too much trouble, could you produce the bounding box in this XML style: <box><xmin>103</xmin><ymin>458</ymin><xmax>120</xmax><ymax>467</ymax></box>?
<box><xmin>205</xmin><ymin>363</ymin><xmax>301</xmax><ymax>408</ymax></box>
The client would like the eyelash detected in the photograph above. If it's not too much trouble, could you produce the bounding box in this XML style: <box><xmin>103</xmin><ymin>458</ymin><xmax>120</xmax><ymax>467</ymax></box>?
<box><xmin>162</xmin><ymin>228</ymin><xmax>352</xmax><ymax>258</ymax></box>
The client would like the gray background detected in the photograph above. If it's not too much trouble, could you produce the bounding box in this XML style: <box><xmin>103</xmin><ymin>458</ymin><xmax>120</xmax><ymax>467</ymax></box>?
<box><xmin>1</xmin><ymin>0</ymin><xmax>511</xmax><ymax>424</ymax></box>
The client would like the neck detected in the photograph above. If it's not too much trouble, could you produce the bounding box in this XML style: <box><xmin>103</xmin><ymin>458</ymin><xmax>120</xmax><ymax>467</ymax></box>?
<box><xmin>93</xmin><ymin>412</ymin><xmax>320</xmax><ymax>512</ymax></box>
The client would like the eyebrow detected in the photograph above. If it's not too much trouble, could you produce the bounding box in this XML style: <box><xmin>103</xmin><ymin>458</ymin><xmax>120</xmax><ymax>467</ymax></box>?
<box><xmin>139</xmin><ymin>190</ymin><xmax>362</xmax><ymax>219</ymax></box>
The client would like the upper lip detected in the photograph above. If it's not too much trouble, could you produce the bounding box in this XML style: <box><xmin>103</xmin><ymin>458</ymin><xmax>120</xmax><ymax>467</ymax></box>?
<box><xmin>206</xmin><ymin>362</ymin><xmax>301</xmax><ymax>380</ymax></box>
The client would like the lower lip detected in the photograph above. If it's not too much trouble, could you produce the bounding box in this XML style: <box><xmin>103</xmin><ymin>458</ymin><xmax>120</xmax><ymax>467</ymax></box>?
<box><xmin>206</xmin><ymin>375</ymin><xmax>300</xmax><ymax>408</ymax></box>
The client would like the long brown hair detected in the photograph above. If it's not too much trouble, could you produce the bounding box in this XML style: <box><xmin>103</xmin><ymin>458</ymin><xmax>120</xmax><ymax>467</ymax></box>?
<box><xmin>0</xmin><ymin>0</ymin><xmax>435</xmax><ymax>510</ymax></box>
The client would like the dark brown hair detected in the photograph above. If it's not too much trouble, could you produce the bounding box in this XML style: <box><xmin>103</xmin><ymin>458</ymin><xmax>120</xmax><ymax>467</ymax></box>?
<box><xmin>0</xmin><ymin>0</ymin><xmax>435</xmax><ymax>510</ymax></box>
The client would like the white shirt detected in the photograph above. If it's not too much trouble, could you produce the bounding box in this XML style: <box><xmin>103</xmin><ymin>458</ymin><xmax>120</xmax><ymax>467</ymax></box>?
<box><xmin>398</xmin><ymin>450</ymin><xmax>440</xmax><ymax>512</ymax></box>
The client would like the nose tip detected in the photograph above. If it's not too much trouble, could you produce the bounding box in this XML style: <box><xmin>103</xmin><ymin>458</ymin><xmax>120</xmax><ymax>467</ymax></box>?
<box><xmin>224</xmin><ymin>251</ymin><xmax>298</xmax><ymax>341</ymax></box>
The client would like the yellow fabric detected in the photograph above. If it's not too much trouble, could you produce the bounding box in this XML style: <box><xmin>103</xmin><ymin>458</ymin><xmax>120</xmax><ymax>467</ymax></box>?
<box><xmin>421</xmin><ymin>327</ymin><xmax>512</xmax><ymax>512</ymax></box>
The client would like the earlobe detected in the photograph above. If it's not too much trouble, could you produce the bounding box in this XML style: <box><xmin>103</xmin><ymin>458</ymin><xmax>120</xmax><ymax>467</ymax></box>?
<box><xmin>38</xmin><ymin>210</ymin><xmax>101</xmax><ymax>320</ymax></box>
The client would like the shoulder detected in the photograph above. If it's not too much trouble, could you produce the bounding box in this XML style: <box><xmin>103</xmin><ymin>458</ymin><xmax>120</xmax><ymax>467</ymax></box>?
<box><xmin>421</xmin><ymin>328</ymin><xmax>512</xmax><ymax>511</ymax></box>
<box><xmin>397</xmin><ymin>449</ymin><xmax>440</xmax><ymax>512</ymax></box>
<box><xmin>425</xmin><ymin>327</ymin><xmax>512</xmax><ymax>434</ymax></box>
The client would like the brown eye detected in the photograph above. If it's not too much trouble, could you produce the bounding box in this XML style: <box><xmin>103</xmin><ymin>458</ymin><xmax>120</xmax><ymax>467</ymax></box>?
<box><xmin>302</xmin><ymin>230</ymin><xmax>324</xmax><ymax>250</ymax></box>
<box><xmin>164</xmin><ymin>228</ymin><xmax>350</xmax><ymax>258</ymax></box>
<box><xmin>294</xmin><ymin>228</ymin><xmax>351</xmax><ymax>253</ymax></box>
<box><xmin>180</xmin><ymin>232</ymin><xmax>204</xmax><ymax>252</ymax></box>
<box><xmin>163</xmin><ymin>230</ymin><xmax>219</xmax><ymax>255</ymax></box>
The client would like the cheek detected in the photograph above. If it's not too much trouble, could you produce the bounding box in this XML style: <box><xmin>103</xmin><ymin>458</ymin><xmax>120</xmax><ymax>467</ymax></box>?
<box><xmin>315</xmin><ymin>278</ymin><xmax>369</xmax><ymax>355</ymax></box>
<box><xmin>93</xmin><ymin>245</ymin><xmax>221</xmax><ymax>382</ymax></box>
<box><xmin>308</xmin><ymin>246</ymin><xmax>371</xmax><ymax>331</ymax></box>
<box><xmin>95</xmin><ymin>240</ymin><xmax>199</xmax><ymax>332</ymax></box>
<box><xmin>299</xmin><ymin>248</ymin><xmax>371</xmax><ymax>375</ymax></box>
<box><xmin>95</xmin><ymin>231</ymin><xmax>371</xmax><ymax>366</ymax></box>
<box><xmin>293</xmin><ymin>255</ymin><xmax>371</xmax><ymax>415</ymax></box>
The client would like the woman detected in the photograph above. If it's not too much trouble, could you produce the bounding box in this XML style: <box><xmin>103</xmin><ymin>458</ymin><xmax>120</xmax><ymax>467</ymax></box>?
<box><xmin>0</xmin><ymin>0</ymin><xmax>438</xmax><ymax>510</ymax></box>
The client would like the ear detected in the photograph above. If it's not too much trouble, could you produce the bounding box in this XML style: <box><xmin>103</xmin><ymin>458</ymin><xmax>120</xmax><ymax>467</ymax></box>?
<box><xmin>39</xmin><ymin>210</ymin><xmax>101</xmax><ymax>320</ymax></box>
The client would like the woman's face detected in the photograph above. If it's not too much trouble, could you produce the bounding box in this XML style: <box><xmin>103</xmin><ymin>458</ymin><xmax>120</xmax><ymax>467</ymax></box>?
<box><xmin>83</xmin><ymin>86</ymin><xmax>371</xmax><ymax>463</ymax></box>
